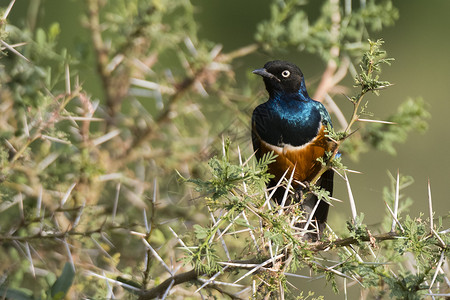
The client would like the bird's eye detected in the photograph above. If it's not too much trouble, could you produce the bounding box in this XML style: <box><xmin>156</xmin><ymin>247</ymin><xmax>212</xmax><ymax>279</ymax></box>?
<box><xmin>281</xmin><ymin>70</ymin><xmax>290</xmax><ymax>78</ymax></box>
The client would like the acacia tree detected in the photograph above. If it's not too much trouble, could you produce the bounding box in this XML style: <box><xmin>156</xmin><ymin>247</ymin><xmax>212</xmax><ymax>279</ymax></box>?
<box><xmin>0</xmin><ymin>0</ymin><xmax>447</xmax><ymax>299</ymax></box>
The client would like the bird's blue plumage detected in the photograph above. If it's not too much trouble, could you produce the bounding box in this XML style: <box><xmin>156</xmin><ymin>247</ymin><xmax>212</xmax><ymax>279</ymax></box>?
<box><xmin>251</xmin><ymin>60</ymin><xmax>335</xmax><ymax>241</ymax></box>
<box><xmin>252</xmin><ymin>88</ymin><xmax>331</xmax><ymax>148</ymax></box>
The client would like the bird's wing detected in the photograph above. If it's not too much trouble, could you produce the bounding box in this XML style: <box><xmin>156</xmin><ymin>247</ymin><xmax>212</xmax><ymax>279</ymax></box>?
<box><xmin>251</xmin><ymin>104</ymin><xmax>272</xmax><ymax>161</ymax></box>
<box><xmin>314</xmin><ymin>100</ymin><xmax>333</xmax><ymax>127</ymax></box>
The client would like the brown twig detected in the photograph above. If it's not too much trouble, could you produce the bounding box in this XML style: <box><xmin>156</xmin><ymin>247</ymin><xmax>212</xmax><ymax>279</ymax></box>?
<box><xmin>312</xmin><ymin>0</ymin><xmax>341</xmax><ymax>102</ymax></box>
<box><xmin>138</xmin><ymin>269</ymin><xmax>200</xmax><ymax>300</ymax></box>
<box><xmin>310</xmin><ymin>231</ymin><xmax>400</xmax><ymax>251</ymax></box>
<box><xmin>85</xmin><ymin>0</ymin><xmax>129</xmax><ymax>125</ymax></box>
<box><xmin>121</xmin><ymin>43</ymin><xmax>259</xmax><ymax>161</ymax></box>
<box><xmin>137</xmin><ymin>258</ymin><xmax>263</xmax><ymax>300</ymax></box>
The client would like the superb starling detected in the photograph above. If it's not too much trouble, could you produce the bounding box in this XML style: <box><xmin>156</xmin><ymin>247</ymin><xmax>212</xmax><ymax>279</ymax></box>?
<box><xmin>252</xmin><ymin>60</ymin><xmax>334</xmax><ymax>240</ymax></box>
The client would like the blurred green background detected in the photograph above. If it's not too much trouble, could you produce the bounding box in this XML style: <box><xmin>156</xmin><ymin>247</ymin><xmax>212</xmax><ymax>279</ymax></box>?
<box><xmin>6</xmin><ymin>0</ymin><xmax>450</xmax><ymax>297</ymax></box>
<box><xmin>13</xmin><ymin>0</ymin><xmax>446</xmax><ymax>223</ymax></box>
<box><xmin>197</xmin><ymin>0</ymin><xmax>450</xmax><ymax>229</ymax></box>
<box><xmin>8</xmin><ymin>0</ymin><xmax>449</xmax><ymax>248</ymax></box>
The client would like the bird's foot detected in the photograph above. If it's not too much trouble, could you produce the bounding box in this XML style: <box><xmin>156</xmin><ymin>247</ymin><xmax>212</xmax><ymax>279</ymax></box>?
<box><xmin>294</xmin><ymin>181</ymin><xmax>311</xmax><ymax>203</ymax></box>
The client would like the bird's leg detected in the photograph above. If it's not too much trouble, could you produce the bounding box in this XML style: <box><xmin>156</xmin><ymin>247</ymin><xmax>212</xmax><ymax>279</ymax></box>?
<box><xmin>294</xmin><ymin>187</ymin><xmax>303</xmax><ymax>203</ymax></box>
<box><xmin>294</xmin><ymin>181</ymin><xmax>311</xmax><ymax>203</ymax></box>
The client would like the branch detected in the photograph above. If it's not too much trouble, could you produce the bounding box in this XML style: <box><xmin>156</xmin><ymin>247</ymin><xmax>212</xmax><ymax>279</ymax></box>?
<box><xmin>85</xmin><ymin>0</ymin><xmax>129</xmax><ymax>124</ymax></box>
<box><xmin>0</xmin><ymin>223</ymin><xmax>140</xmax><ymax>243</ymax></box>
<box><xmin>311</xmin><ymin>231</ymin><xmax>398</xmax><ymax>251</ymax></box>
<box><xmin>121</xmin><ymin>43</ymin><xmax>259</xmax><ymax>160</ymax></box>
<box><xmin>137</xmin><ymin>258</ymin><xmax>262</xmax><ymax>300</ymax></box>
<box><xmin>138</xmin><ymin>269</ymin><xmax>200</xmax><ymax>300</ymax></box>
<box><xmin>136</xmin><ymin>227</ymin><xmax>450</xmax><ymax>300</ymax></box>
<box><xmin>311</xmin><ymin>231</ymin><xmax>449</xmax><ymax>252</ymax></box>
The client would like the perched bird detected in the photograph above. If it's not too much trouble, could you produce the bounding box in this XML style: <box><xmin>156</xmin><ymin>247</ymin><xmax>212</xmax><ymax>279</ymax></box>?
<box><xmin>251</xmin><ymin>60</ymin><xmax>335</xmax><ymax>240</ymax></box>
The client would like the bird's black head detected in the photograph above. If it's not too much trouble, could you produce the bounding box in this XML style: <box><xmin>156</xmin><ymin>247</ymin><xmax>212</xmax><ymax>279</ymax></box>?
<box><xmin>253</xmin><ymin>60</ymin><xmax>306</xmax><ymax>97</ymax></box>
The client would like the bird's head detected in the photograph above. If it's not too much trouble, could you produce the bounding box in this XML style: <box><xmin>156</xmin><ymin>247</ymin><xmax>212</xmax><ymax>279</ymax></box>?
<box><xmin>253</xmin><ymin>60</ymin><xmax>307</xmax><ymax>97</ymax></box>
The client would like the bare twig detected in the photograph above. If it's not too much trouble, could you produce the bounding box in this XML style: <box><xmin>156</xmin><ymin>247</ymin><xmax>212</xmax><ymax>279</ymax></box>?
<box><xmin>312</xmin><ymin>0</ymin><xmax>341</xmax><ymax>102</ymax></box>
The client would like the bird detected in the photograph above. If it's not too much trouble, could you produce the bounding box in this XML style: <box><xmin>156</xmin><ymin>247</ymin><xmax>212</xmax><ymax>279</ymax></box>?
<box><xmin>251</xmin><ymin>60</ymin><xmax>335</xmax><ymax>240</ymax></box>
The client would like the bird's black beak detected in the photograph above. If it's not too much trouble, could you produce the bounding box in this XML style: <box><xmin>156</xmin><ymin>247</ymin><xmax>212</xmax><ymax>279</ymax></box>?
<box><xmin>252</xmin><ymin>68</ymin><xmax>281</xmax><ymax>82</ymax></box>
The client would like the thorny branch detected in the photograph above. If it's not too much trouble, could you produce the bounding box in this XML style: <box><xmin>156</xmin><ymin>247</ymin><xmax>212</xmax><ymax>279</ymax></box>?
<box><xmin>134</xmin><ymin>229</ymin><xmax>448</xmax><ymax>299</ymax></box>
<box><xmin>120</xmin><ymin>43</ymin><xmax>258</xmax><ymax>161</ymax></box>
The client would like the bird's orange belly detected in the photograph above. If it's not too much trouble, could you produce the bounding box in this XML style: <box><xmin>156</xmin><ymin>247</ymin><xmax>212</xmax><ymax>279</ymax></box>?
<box><xmin>259</xmin><ymin>125</ymin><xmax>329</xmax><ymax>186</ymax></box>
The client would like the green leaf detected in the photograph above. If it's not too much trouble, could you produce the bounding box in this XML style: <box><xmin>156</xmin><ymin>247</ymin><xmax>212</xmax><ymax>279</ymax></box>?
<box><xmin>50</xmin><ymin>263</ymin><xmax>75</xmax><ymax>300</ymax></box>
<box><xmin>193</xmin><ymin>224</ymin><xmax>208</xmax><ymax>240</ymax></box>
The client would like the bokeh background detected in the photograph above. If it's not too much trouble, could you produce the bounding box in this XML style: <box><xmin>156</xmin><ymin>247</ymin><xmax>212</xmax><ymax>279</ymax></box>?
<box><xmin>6</xmin><ymin>0</ymin><xmax>450</xmax><ymax>298</ymax></box>
<box><xmin>193</xmin><ymin>0</ymin><xmax>450</xmax><ymax>228</ymax></box>
<box><xmin>10</xmin><ymin>0</ymin><xmax>446</xmax><ymax>226</ymax></box>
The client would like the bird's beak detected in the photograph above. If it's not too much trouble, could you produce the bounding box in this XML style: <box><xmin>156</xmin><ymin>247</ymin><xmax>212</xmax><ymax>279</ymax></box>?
<box><xmin>252</xmin><ymin>68</ymin><xmax>281</xmax><ymax>82</ymax></box>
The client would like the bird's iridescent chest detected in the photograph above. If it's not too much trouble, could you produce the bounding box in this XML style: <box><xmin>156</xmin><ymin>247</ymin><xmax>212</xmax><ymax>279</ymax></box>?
<box><xmin>253</xmin><ymin>96</ymin><xmax>322</xmax><ymax>148</ymax></box>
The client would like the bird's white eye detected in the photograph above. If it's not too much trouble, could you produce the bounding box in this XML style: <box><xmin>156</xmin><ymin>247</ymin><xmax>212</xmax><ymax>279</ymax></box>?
<box><xmin>281</xmin><ymin>70</ymin><xmax>290</xmax><ymax>78</ymax></box>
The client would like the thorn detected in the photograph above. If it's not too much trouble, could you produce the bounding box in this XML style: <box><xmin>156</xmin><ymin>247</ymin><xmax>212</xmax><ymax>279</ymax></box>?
<box><xmin>85</xmin><ymin>271</ymin><xmax>141</xmax><ymax>291</ymax></box>
<box><xmin>385</xmin><ymin>201</ymin><xmax>404</xmax><ymax>233</ymax></box>
<box><xmin>344</xmin><ymin>171</ymin><xmax>357</xmax><ymax>223</ymax></box>
<box><xmin>36</xmin><ymin>186</ymin><xmax>43</xmax><ymax>218</ymax></box>
<box><xmin>161</xmin><ymin>280</ymin><xmax>175</xmax><ymax>300</ymax></box>
<box><xmin>91</xmin><ymin>236</ymin><xmax>112</xmax><ymax>259</ymax></box>
<box><xmin>112</xmin><ymin>182</ymin><xmax>121</xmax><ymax>222</ymax></box>
<box><xmin>429</xmin><ymin>251</ymin><xmax>446</xmax><ymax>292</ymax></box>
<box><xmin>22</xmin><ymin>114</ymin><xmax>29</xmax><ymax>137</ymax></box>
<box><xmin>143</xmin><ymin>208</ymin><xmax>150</xmax><ymax>234</ymax></box>
<box><xmin>168</xmin><ymin>226</ymin><xmax>193</xmax><ymax>254</ymax></box>
<box><xmin>279</xmin><ymin>166</ymin><xmax>295</xmax><ymax>214</ymax></box>
<box><xmin>41</xmin><ymin>134</ymin><xmax>71</xmax><ymax>145</ymax></box>
<box><xmin>427</xmin><ymin>179</ymin><xmax>434</xmax><ymax>231</ymax></box>
<box><xmin>184</xmin><ymin>37</ymin><xmax>198</xmax><ymax>56</ymax></box>
<box><xmin>431</xmin><ymin>228</ymin><xmax>446</xmax><ymax>248</ymax></box>
<box><xmin>301</xmin><ymin>197</ymin><xmax>322</xmax><ymax>238</ymax></box>
<box><xmin>61</xmin><ymin>182</ymin><xmax>77</xmax><ymax>206</ymax></box>
<box><xmin>64</xmin><ymin>238</ymin><xmax>76</xmax><ymax>272</ymax></box>
<box><xmin>92</xmin><ymin>129</ymin><xmax>121</xmax><ymax>146</ymax></box>
<box><xmin>284</xmin><ymin>273</ymin><xmax>312</xmax><ymax>279</ymax></box>
<box><xmin>221</xmin><ymin>136</ymin><xmax>226</xmax><ymax>157</ymax></box>
<box><xmin>106</xmin><ymin>53</ymin><xmax>124</xmax><ymax>73</ymax></box>
<box><xmin>103</xmin><ymin>271</ymin><xmax>115</xmax><ymax>299</ymax></box>
<box><xmin>0</xmin><ymin>41</ymin><xmax>27</xmax><ymax>51</ymax></box>
<box><xmin>25</xmin><ymin>242</ymin><xmax>35</xmax><ymax>277</ymax></box>
<box><xmin>238</xmin><ymin>145</ymin><xmax>247</xmax><ymax>193</ymax></box>
<box><xmin>232</xmin><ymin>254</ymin><xmax>284</xmax><ymax>284</ymax></box>
<box><xmin>129</xmin><ymin>77</ymin><xmax>175</xmax><ymax>94</ymax></box>
<box><xmin>2</xmin><ymin>0</ymin><xmax>16</xmax><ymax>20</ymax></box>
<box><xmin>243</xmin><ymin>150</ymin><xmax>257</xmax><ymax>166</ymax></box>
<box><xmin>65</xmin><ymin>64</ymin><xmax>71</xmax><ymax>95</ymax></box>
<box><xmin>344</xmin><ymin>128</ymin><xmax>360</xmax><ymax>140</ymax></box>
<box><xmin>0</xmin><ymin>39</ymin><xmax>30</xmax><ymax>62</ymax></box>
<box><xmin>265</xmin><ymin>168</ymin><xmax>289</xmax><ymax>206</ymax></box>
<box><xmin>242</xmin><ymin>212</ymin><xmax>259</xmax><ymax>251</ymax></box>
<box><xmin>344</xmin><ymin>168</ymin><xmax>363</xmax><ymax>174</ymax></box>
<box><xmin>198</xmin><ymin>278</ymin><xmax>245</xmax><ymax>288</ymax></box>
<box><xmin>194</xmin><ymin>267</ymin><xmax>228</xmax><ymax>293</ymax></box>
<box><xmin>357</xmin><ymin>118</ymin><xmax>396</xmax><ymax>124</ymax></box>
<box><xmin>141</xmin><ymin>238</ymin><xmax>173</xmax><ymax>276</ymax></box>
<box><xmin>62</xmin><ymin>116</ymin><xmax>103</xmax><ymax>121</ymax></box>
<box><xmin>18</xmin><ymin>192</ymin><xmax>24</xmax><ymax>221</ymax></box>
<box><xmin>391</xmin><ymin>169</ymin><xmax>400</xmax><ymax>232</ymax></box>
<box><xmin>72</xmin><ymin>200</ymin><xmax>85</xmax><ymax>229</ymax></box>
<box><xmin>152</xmin><ymin>178</ymin><xmax>158</xmax><ymax>204</ymax></box>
